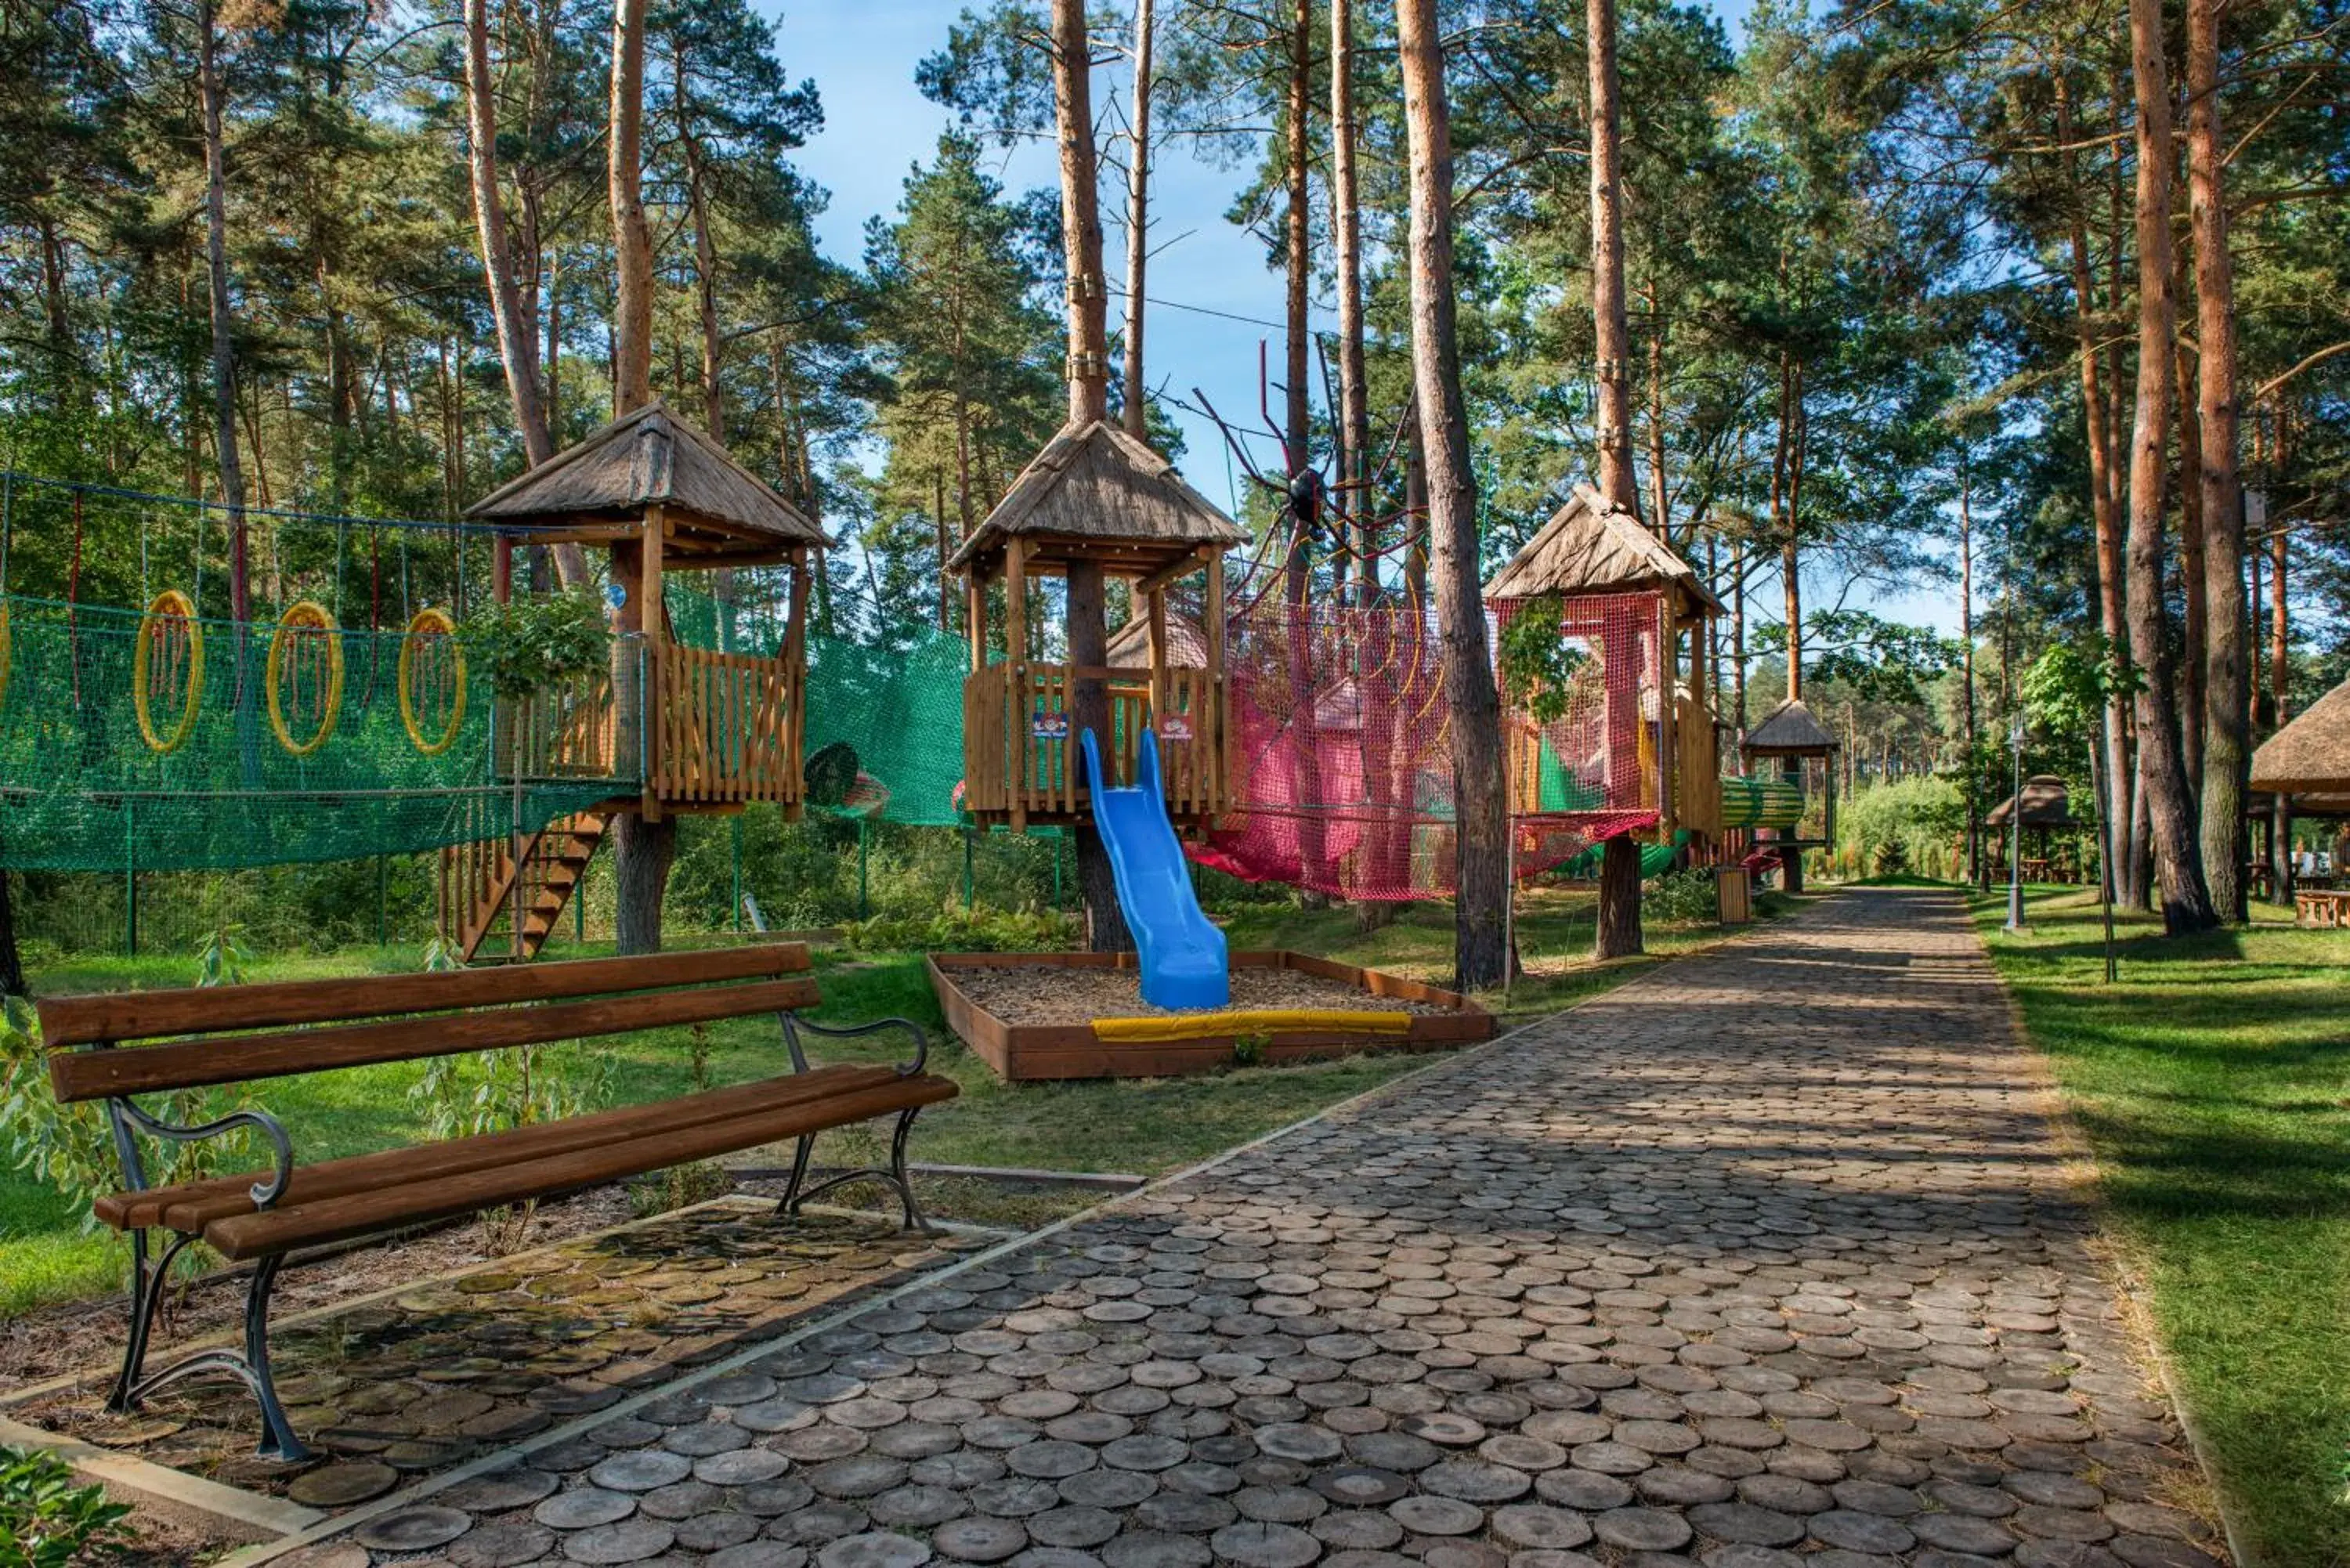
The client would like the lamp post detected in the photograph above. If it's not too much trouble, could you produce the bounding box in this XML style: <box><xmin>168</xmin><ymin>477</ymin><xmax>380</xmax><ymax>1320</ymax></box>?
<box><xmin>2004</xmin><ymin>711</ymin><xmax>2026</xmax><ymax>933</ymax></box>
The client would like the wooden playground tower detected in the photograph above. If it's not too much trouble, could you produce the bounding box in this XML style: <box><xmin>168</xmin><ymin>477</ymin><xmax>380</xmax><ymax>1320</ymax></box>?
<box><xmin>1485</xmin><ymin>482</ymin><xmax>1726</xmax><ymax>845</ymax></box>
<box><xmin>950</xmin><ymin>421</ymin><xmax>1245</xmax><ymax>833</ymax></box>
<box><xmin>439</xmin><ymin>402</ymin><xmax>826</xmax><ymax>960</ymax></box>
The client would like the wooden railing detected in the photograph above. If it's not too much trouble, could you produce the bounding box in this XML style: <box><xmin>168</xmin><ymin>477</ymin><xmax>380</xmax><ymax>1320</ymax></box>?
<box><xmin>649</xmin><ymin>643</ymin><xmax>803</xmax><ymax>808</ymax></box>
<box><xmin>494</xmin><ymin>669</ymin><xmax>621</xmax><ymax>783</ymax></box>
<box><xmin>962</xmin><ymin>663</ymin><xmax>1226</xmax><ymax>826</ymax></box>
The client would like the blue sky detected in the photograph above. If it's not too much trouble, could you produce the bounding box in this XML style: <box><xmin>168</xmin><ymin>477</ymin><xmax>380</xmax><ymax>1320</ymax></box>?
<box><xmin>769</xmin><ymin>0</ymin><xmax>1960</xmax><ymax>637</ymax></box>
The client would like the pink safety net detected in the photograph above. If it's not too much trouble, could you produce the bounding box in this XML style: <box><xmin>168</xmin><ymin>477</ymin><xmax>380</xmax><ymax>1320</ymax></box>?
<box><xmin>1191</xmin><ymin>591</ymin><xmax>1665</xmax><ymax>900</ymax></box>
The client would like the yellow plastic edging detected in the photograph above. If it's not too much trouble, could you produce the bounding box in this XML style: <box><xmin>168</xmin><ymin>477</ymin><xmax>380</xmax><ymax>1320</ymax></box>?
<box><xmin>1091</xmin><ymin>1008</ymin><xmax>1416</xmax><ymax>1044</ymax></box>
<box><xmin>266</xmin><ymin>600</ymin><xmax>344</xmax><ymax>757</ymax></box>
<box><xmin>397</xmin><ymin>607</ymin><xmax>466</xmax><ymax>756</ymax></box>
<box><xmin>132</xmin><ymin>589</ymin><xmax>204</xmax><ymax>755</ymax></box>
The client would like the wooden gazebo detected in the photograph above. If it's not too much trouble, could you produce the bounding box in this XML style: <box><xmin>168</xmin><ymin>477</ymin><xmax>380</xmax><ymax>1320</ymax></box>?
<box><xmin>2251</xmin><ymin>677</ymin><xmax>2350</xmax><ymax>909</ymax></box>
<box><xmin>1983</xmin><ymin>772</ymin><xmax>2089</xmax><ymax>883</ymax></box>
<box><xmin>1741</xmin><ymin>695</ymin><xmax>1838</xmax><ymax>891</ymax></box>
<box><xmin>949</xmin><ymin>421</ymin><xmax>1244</xmax><ymax>831</ymax></box>
<box><xmin>445</xmin><ymin>400</ymin><xmax>828</xmax><ymax>959</ymax></box>
<box><xmin>1484</xmin><ymin>482</ymin><xmax>1724</xmax><ymax>840</ymax></box>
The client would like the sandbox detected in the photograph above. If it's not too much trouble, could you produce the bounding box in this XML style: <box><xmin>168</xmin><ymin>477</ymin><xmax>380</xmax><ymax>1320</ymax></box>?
<box><xmin>927</xmin><ymin>950</ymin><xmax>1492</xmax><ymax>1080</ymax></box>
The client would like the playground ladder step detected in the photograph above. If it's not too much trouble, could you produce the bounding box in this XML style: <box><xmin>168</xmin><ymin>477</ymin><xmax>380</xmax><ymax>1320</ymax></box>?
<box><xmin>439</xmin><ymin>811</ymin><xmax>612</xmax><ymax>963</ymax></box>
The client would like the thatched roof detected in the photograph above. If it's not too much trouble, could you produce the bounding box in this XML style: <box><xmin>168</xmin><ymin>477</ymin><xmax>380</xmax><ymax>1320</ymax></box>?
<box><xmin>1108</xmin><ymin>609</ymin><xmax>1211</xmax><ymax>668</ymax></box>
<box><xmin>1741</xmin><ymin>697</ymin><xmax>1838</xmax><ymax>757</ymax></box>
<box><xmin>1484</xmin><ymin>482</ymin><xmax>1723</xmax><ymax>616</ymax></box>
<box><xmin>1986</xmin><ymin>774</ymin><xmax>2084</xmax><ymax>828</ymax></box>
<box><xmin>949</xmin><ymin>421</ymin><xmax>1245</xmax><ymax>576</ymax></box>
<box><xmin>466</xmin><ymin>400</ymin><xmax>826</xmax><ymax>560</ymax></box>
<box><xmin>2251</xmin><ymin>677</ymin><xmax>2350</xmax><ymax>794</ymax></box>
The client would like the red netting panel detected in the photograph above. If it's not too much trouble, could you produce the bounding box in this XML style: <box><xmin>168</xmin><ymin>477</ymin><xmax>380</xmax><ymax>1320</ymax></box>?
<box><xmin>1191</xmin><ymin>591</ymin><xmax>1665</xmax><ymax>901</ymax></box>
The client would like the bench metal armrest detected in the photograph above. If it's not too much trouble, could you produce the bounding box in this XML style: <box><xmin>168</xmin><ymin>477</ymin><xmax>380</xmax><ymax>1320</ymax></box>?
<box><xmin>108</xmin><ymin>1097</ymin><xmax>296</xmax><ymax>1210</ymax></box>
<box><xmin>778</xmin><ymin>1013</ymin><xmax>932</xmax><ymax>1078</ymax></box>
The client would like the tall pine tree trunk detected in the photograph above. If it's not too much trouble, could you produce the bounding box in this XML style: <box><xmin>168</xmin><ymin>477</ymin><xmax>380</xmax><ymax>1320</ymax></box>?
<box><xmin>1330</xmin><ymin>0</ymin><xmax>1372</xmax><ymax>606</ymax></box>
<box><xmin>461</xmin><ymin>0</ymin><xmax>584</xmax><ymax>586</ymax></box>
<box><xmin>1052</xmin><ymin>0</ymin><xmax>1127</xmax><ymax>951</ymax></box>
<box><xmin>1397</xmin><ymin>0</ymin><xmax>1508</xmax><ymax>991</ymax></box>
<box><xmin>608</xmin><ymin>0</ymin><xmax>670</xmax><ymax>953</ymax></box>
<box><xmin>1280</xmin><ymin>0</ymin><xmax>1329</xmax><ymax>902</ymax></box>
<box><xmin>1588</xmin><ymin>0</ymin><xmax>1644</xmax><ymax>955</ymax></box>
<box><xmin>1121</xmin><ymin>0</ymin><xmax>1152</xmax><ymax>438</ymax></box>
<box><xmin>2187</xmin><ymin>0</ymin><xmax>2248</xmax><ymax>923</ymax></box>
<box><xmin>2053</xmin><ymin>69</ymin><xmax>2136</xmax><ymax>911</ymax></box>
<box><xmin>465</xmin><ymin>0</ymin><xmax>551</xmax><ymax>468</ymax></box>
<box><xmin>2123</xmin><ymin>0</ymin><xmax>2218</xmax><ymax>934</ymax></box>
<box><xmin>197</xmin><ymin>1</ymin><xmax>246</xmax><ymax>632</ymax></box>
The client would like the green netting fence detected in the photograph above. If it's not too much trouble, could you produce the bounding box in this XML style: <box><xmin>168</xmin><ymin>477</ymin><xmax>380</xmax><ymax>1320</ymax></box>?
<box><xmin>0</xmin><ymin>595</ymin><xmax>624</xmax><ymax>871</ymax></box>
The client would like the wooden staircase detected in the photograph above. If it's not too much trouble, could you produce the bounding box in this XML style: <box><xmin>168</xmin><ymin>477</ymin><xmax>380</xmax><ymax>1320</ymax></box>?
<box><xmin>438</xmin><ymin>811</ymin><xmax>612</xmax><ymax>963</ymax></box>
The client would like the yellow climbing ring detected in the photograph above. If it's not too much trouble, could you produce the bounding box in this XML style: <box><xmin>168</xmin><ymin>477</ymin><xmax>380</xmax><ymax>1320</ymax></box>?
<box><xmin>133</xmin><ymin>590</ymin><xmax>204</xmax><ymax>755</ymax></box>
<box><xmin>266</xmin><ymin>600</ymin><xmax>344</xmax><ymax>757</ymax></box>
<box><xmin>398</xmin><ymin>607</ymin><xmax>467</xmax><ymax>756</ymax></box>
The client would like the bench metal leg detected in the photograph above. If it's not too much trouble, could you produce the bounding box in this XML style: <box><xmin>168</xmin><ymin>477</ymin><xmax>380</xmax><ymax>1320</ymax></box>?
<box><xmin>107</xmin><ymin>1237</ymin><xmax>310</xmax><ymax>1464</ymax></box>
<box><xmin>776</xmin><ymin>1107</ymin><xmax>932</xmax><ymax>1233</ymax></box>
<box><xmin>242</xmin><ymin>1255</ymin><xmax>307</xmax><ymax>1461</ymax></box>
<box><xmin>108</xmin><ymin>1228</ymin><xmax>197</xmax><ymax>1412</ymax></box>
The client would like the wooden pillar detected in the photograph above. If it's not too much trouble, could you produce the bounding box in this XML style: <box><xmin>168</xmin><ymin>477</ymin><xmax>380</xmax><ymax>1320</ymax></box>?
<box><xmin>1006</xmin><ymin>540</ymin><xmax>1029</xmax><ymax>832</ymax></box>
<box><xmin>1068</xmin><ymin>551</ymin><xmax>1129</xmax><ymax>950</ymax></box>
<box><xmin>783</xmin><ymin>549</ymin><xmax>808</xmax><ymax>818</ymax></box>
<box><xmin>967</xmin><ymin>562</ymin><xmax>989</xmax><ymax>674</ymax></box>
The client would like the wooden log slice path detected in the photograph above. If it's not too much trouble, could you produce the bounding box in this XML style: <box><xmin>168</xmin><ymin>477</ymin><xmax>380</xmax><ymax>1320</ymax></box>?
<box><xmin>316</xmin><ymin>890</ymin><xmax>2226</xmax><ymax>1566</ymax></box>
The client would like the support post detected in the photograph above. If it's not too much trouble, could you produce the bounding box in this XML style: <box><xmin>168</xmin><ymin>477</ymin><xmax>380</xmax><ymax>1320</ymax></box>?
<box><xmin>124</xmin><ymin>801</ymin><xmax>137</xmax><ymax>958</ymax></box>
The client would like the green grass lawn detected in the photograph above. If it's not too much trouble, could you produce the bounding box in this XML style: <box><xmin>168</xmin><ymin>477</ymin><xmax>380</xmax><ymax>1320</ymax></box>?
<box><xmin>2</xmin><ymin>885</ymin><xmax>1785</xmax><ymax>1324</ymax></box>
<box><xmin>1971</xmin><ymin>885</ymin><xmax>2350</xmax><ymax>1566</ymax></box>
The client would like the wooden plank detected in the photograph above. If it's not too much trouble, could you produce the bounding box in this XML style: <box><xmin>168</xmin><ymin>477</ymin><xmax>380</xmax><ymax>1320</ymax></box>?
<box><xmin>40</xmin><ymin>945</ymin><xmax>815</xmax><ymax>1050</ymax></box>
<box><xmin>50</xmin><ymin>977</ymin><xmax>822</xmax><ymax>1101</ymax></box>
<box><xmin>107</xmin><ymin>1064</ymin><xmax>898</xmax><ymax>1232</ymax></box>
<box><xmin>202</xmin><ymin>1074</ymin><xmax>960</xmax><ymax>1262</ymax></box>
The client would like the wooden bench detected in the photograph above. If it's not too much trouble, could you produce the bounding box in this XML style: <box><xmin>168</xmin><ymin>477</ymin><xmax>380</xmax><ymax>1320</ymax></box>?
<box><xmin>35</xmin><ymin>944</ymin><xmax>957</xmax><ymax>1462</ymax></box>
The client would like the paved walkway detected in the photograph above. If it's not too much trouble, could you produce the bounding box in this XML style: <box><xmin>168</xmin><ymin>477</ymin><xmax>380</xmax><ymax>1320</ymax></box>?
<box><xmin>326</xmin><ymin>888</ymin><xmax>2225</xmax><ymax>1568</ymax></box>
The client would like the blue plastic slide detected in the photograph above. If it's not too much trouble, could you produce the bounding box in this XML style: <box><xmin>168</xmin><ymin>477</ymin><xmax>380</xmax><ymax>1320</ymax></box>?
<box><xmin>1079</xmin><ymin>727</ymin><xmax>1231</xmax><ymax>1010</ymax></box>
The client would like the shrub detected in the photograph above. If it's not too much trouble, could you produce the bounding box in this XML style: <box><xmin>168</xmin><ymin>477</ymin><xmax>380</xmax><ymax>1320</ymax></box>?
<box><xmin>1643</xmin><ymin>868</ymin><xmax>1719</xmax><ymax>925</ymax></box>
<box><xmin>1838</xmin><ymin>777</ymin><xmax>1965</xmax><ymax>882</ymax></box>
<box><xmin>458</xmin><ymin>590</ymin><xmax>611</xmax><ymax>699</ymax></box>
<box><xmin>840</xmin><ymin>904</ymin><xmax>1077</xmax><ymax>955</ymax></box>
<box><xmin>0</xmin><ymin>999</ymin><xmax>118</xmax><ymax>1226</ymax></box>
<box><xmin>0</xmin><ymin>1446</ymin><xmax>134</xmax><ymax>1567</ymax></box>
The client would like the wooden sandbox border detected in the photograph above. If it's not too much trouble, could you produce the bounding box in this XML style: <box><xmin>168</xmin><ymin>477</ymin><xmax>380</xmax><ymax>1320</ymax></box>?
<box><xmin>926</xmin><ymin>949</ymin><xmax>1493</xmax><ymax>1081</ymax></box>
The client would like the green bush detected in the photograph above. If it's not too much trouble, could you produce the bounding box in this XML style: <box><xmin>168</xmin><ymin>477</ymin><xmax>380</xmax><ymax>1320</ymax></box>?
<box><xmin>0</xmin><ymin>999</ymin><xmax>118</xmax><ymax>1227</ymax></box>
<box><xmin>839</xmin><ymin>904</ymin><xmax>1077</xmax><ymax>955</ymax></box>
<box><xmin>1643</xmin><ymin>868</ymin><xmax>1719</xmax><ymax>925</ymax></box>
<box><xmin>458</xmin><ymin>590</ymin><xmax>611</xmax><ymax>699</ymax></box>
<box><xmin>0</xmin><ymin>1446</ymin><xmax>134</xmax><ymax>1567</ymax></box>
<box><xmin>1838</xmin><ymin>776</ymin><xmax>1965</xmax><ymax>882</ymax></box>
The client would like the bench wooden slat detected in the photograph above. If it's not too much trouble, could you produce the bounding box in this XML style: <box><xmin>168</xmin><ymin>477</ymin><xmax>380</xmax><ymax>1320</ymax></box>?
<box><xmin>50</xmin><ymin>977</ymin><xmax>823</xmax><ymax>1102</ymax></box>
<box><xmin>105</xmin><ymin>1064</ymin><xmax>899</xmax><ymax>1233</ymax></box>
<box><xmin>37</xmin><ymin>944</ymin><xmax>812</xmax><ymax>1050</ymax></box>
<box><xmin>202</xmin><ymin>1074</ymin><xmax>959</xmax><ymax>1261</ymax></box>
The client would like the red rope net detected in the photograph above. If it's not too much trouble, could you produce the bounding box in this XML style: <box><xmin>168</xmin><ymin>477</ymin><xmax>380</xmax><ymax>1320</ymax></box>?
<box><xmin>1191</xmin><ymin>591</ymin><xmax>1665</xmax><ymax>900</ymax></box>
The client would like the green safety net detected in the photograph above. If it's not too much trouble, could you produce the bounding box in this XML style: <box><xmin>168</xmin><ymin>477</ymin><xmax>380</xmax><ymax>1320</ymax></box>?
<box><xmin>0</xmin><ymin>596</ymin><xmax>623</xmax><ymax>871</ymax></box>
<box><xmin>801</xmin><ymin>623</ymin><xmax>971</xmax><ymax>827</ymax></box>
<box><xmin>663</xmin><ymin>578</ymin><xmax>975</xmax><ymax>829</ymax></box>
<box><xmin>1535</xmin><ymin>739</ymin><xmax>1605</xmax><ymax>813</ymax></box>
<box><xmin>1718</xmin><ymin>774</ymin><xmax>1805</xmax><ymax>830</ymax></box>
